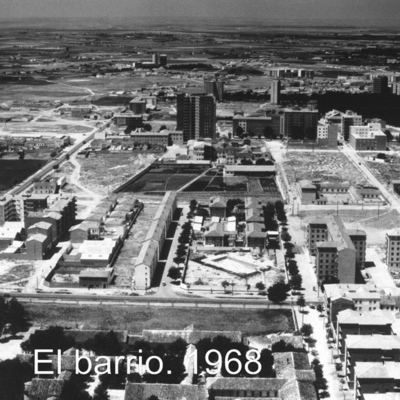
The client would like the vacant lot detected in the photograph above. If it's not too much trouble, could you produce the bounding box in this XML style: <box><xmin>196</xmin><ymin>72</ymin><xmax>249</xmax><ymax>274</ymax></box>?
<box><xmin>359</xmin><ymin>154</ymin><xmax>400</xmax><ymax>186</ymax></box>
<box><xmin>283</xmin><ymin>151</ymin><xmax>367</xmax><ymax>186</ymax></box>
<box><xmin>0</xmin><ymin>159</ymin><xmax>48</xmax><ymax>193</ymax></box>
<box><xmin>78</xmin><ymin>153</ymin><xmax>156</xmax><ymax>196</ymax></box>
<box><xmin>25</xmin><ymin>304</ymin><xmax>294</xmax><ymax>335</ymax></box>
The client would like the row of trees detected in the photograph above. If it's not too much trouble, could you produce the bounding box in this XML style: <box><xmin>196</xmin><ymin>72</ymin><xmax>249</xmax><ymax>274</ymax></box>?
<box><xmin>263</xmin><ymin>200</ymin><xmax>287</xmax><ymax>233</ymax></box>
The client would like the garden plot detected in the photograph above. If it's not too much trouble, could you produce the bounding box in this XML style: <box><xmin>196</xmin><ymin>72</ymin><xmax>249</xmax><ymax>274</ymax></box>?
<box><xmin>283</xmin><ymin>151</ymin><xmax>367</xmax><ymax>186</ymax></box>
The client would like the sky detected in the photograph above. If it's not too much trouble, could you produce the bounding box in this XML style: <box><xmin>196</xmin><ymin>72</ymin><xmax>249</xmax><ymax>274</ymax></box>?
<box><xmin>1</xmin><ymin>0</ymin><xmax>400</xmax><ymax>26</ymax></box>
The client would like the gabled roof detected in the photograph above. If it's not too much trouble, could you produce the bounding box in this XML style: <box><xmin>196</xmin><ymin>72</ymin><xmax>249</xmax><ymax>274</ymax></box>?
<box><xmin>125</xmin><ymin>383</ymin><xmax>208</xmax><ymax>400</ymax></box>
<box><xmin>355</xmin><ymin>361</ymin><xmax>400</xmax><ymax>380</ymax></box>
<box><xmin>28</xmin><ymin>378</ymin><xmax>67</xmax><ymax>397</ymax></box>
<box><xmin>209</xmin><ymin>196</ymin><xmax>227</xmax><ymax>208</ymax></box>
<box><xmin>204</xmin><ymin>222</ymin><xmax>224</xmax><ymax>237</ymax></box>
<box><xmin>135</xmin><ymin>239</ymin><xmax>159</xmax><ymax>267</ymax></box>
<box><xmin>337</xmin><ymin>309</ymin><xmax>394</xmax><ymax>326</ymax></box>
<box><xmin>208</xmin><ymin>377</ymin><xmax>286</xmax><ymax>391</ymax></box>
<box><xmin>246</xmin><ymin>222</ymin><xmax>266</xmax><ymax>238</ymax></box>
<box><xmin>346</xmin><ymin>334</ymin><xmax>400</xmax><ymax>350</ymax></box>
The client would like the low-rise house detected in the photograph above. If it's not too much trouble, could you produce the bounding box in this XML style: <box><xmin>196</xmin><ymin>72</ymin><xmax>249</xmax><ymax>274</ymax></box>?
<box><xmin>246</xmin><ymin>222</ymin><xmax>266</xmax><ymax>248</ymax></box>
<box><xmin>209</xmin><ymin>196</ymin><xmax>227</xmax><ymax>218</ymax></box>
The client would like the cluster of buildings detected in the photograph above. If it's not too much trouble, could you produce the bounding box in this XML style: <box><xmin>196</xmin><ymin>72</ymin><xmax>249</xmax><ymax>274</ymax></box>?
<box><xmin>57</xmin><ymin>196</ymin><xmax>144</xmax><ymax>289</ymax></box>
<box><xmin>232</xmin><ymin>106</ymin><xmax>318</xmax><ymax>139</ymax></box>
<box><xmin>307</xmin><ymin>215</ymin><xmax>367</xmax><ymax>283</ymax></box>
<box><xmin>22</xmin><ymin>326</ymin><xmax>316</xmax><ymax>400</ymax></box>
<box><xmin>0</xmin><ymin>133</ymin><xmax>70</xmax><ymax>153</ymax></box>
<box><xmin>324</xmin><ymin>283</ymin><xmax>400</xmax><ymax>399</ymax></box>
<box><xmin>316</xmin><ymin>109</ymin><xmax>387</xmax><ymax>150</ymax></box>
<box><xmin>133</xmin><ymin>52</ymin><xmax>168</xmax><ymax>69</ymax></box>
<box><xmin>0</xmin><ymin>193</ymin><xmax>77</xmax><ymax>260</ymax></box>
<box><xmin>192</xmin><ymin>196</ymin><xmax>278</xmax><ymax>249</ymax></box>
<box><xmin>264</xmin><ymin>67</ymin><xmax>315</xmax><ymax>79</ymax></box>
<box><xmin>298</xmin><ymin>180</ymin><xmax>383</xmax><ymax>205</ymax></box>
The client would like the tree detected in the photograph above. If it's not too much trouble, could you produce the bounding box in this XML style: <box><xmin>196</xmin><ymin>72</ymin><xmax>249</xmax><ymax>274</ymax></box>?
<box><xmin>236</xmin><ymin>125</ymin><xmax>244</xmax><ymax>138</ymax></box>
<box><xmin>0</xmin><ymin>296</ymin><xmax>7</xmax><ymax>334</ymax></box>
<box><xmin>271</xmin><ymin>340</ymin><xmax>302</xmax><ymax>353</ymax></box>
<box><xmin>267</xmin><ymin>282</ymin><xmax>291</xmax><ymax>303</ymax></box>
<box><xmin>317</xmin><ymin>304</ymin><xmax>324</xmax><ymax>314</ymax></box>
<box><xmin>296</xmin><ymin>295</ymin><xmax>306</xmax><ymax>311</ymax></box>
<box><xmin>21</xmin><ymin>326</ymin><xmax>75</xmax><ymax>354</ymax></box>
<box><xmin>143</xmin><ymin>123</ymin><xmax>152</xmax><ymax>132</ymax></box>
<box><xmin>289</xmin><ymin>274</ymin><xmax>303</xmax><ymax>290</ymax></box>
<box><xmin>287</xmin><ymin>260</ymin><xmax>299</xmax><ymax>275</ymax></box>
<box><xmin>384</xmin><ymin>129</ymin><xmax>394</xmax><ymax>141</ymax></box>
<box><xmin>280</xmin><ymin>231</ymin><xmax>291</xmax><ymax>242</ymax></box>
<box><xmin>189</xmin><ymin>199</ymin><xmax>197</xmax><ymax>212</ymax></box>
<box><xmin>7</xmin><ymin>298</ymin><xmax>29</xmax><ymax>335</ymax></box>
<box><xmin>300</xmin><ymin>324</ymin><xmax>314</xmax><ymax>337</ymax></box>
<box><xmin>0</xmin><ymin>358</ymin><xmax>34</xmax><ymax>400</ymax></box>
<box><xmin>274</xmin><ymin>200</ymin><xmax>286</xmax><ymax>222</ymax></box>
<box><xmin>255</xmin><ymin>281</ymin><xmax>266</xmax><ymax>292</ymax></box>
<box><xmin>221</xmin><ymin>280</ymin><xmax>230</xmax><ymax>293</ymax></box>
<box><xmin>83</xmin><ymin>330</ymin><xmax>121</xmax><ymax>356</ymax></box>
<box><xmin>255</xmin><ymin>158</ymin><xmax>268</xmax><ymax>165</ymax></box>
<box><xmin>240</xmin><ymin>158</ymin><xmax>253</xmax><ymax>165</ymax></box>
<box><xmin>50</xmin><ymin>151</ymin><xmax>57</xmax><ymax>158</ymax></box>
<box><xmin>159</xmin><ymin>125</ymin><xmax>167</xmax><ymax>132</ymax></box>
<box><xmin>168</xmin><ymin>266</ymin><xmax>181</xmax><ymax>280</ymax></box>
<box><xmin>93</xmin><ymin>383</ymin><xmax>110</xmax><ymax>400</ymax></box>
<box><xmin>146</xmin><ymin>396</ymin><xmax>160</xmax><ymax>400</ymax></box>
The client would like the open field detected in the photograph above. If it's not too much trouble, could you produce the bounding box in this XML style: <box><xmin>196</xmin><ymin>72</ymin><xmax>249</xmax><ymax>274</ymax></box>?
<box><xmin>0</xmin><ymin>82</ymin><xmax>89</xmax><ymax>103</ymax></box>
<box><xmin>2</xmin><ymin>122</ymin><xmax>94</xmax><ymax>135</ymax></box>
<box><xmin>358</xmin><ymin>153</ymin><xmax>400</xmax><ymax>186</ymax></box>
<box><xmin>25</xmin><ymin>304</ymin><xmax>294</xmax><ymax>335</ymax></box>
<box><xmin>0</xmin><ymin>159</ymin><xmax>48</xmax><ymax>193</ymax></box>
<box><xmin>283</xmin><ymin>151</ymin><xmax>367</xmax><ymax>186</ymax></box>
<box><xmin>78</xmin><ymin>153</ymin><xmax>156</xmax><ymax>196</ymax></box>
<box><xmin>0</xmin><ymin>263</ymin><xmax>35</xmax><ymax>286</ymax></box>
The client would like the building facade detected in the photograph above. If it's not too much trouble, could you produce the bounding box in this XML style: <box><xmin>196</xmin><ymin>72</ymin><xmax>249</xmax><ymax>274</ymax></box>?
<box><xmin>177</xmin><ymin>93</ymin><xmax>216</xmax><ymax>142</ymax></box>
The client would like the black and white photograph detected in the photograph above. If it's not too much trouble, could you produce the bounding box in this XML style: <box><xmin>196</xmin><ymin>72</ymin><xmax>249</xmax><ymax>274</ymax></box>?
<box><xmin>1</xmin><ymin>1</ymin><xmax>400</xmax><ymax>399</ymax></box>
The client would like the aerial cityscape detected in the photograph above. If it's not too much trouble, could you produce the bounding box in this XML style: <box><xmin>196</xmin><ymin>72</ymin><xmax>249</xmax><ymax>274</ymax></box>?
<box><xmin>2</xmin><ymin>3</ymin><xmax>400</xmax><ymax>400</ymax></box>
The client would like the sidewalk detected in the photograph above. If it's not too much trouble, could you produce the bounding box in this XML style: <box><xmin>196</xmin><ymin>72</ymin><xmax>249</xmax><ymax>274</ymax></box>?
<box><xmin>294</xmin><ymin>307</ymin><xmax>351</xmax><ymax>400</ymax></box>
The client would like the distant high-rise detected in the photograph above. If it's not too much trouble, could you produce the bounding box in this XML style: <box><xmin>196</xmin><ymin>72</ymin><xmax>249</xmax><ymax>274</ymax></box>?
<box><xmin>372</xmin><ymin>76</ymin><xmax>389</xmax><ymax>94</ymax></box>
<box><xmin>204</xmin><ymin>79</ymin><xmax>224</xmax><ymax>102</ymax></box>
<box><xmin>159</xmin><ymin>54</ymin><xmax>167</xmax><ymax>67</ymax></box>
<box><xmin>270</xmin><ymin>79</ymin><xmax>281</xmax><ymax>105</ymax></box>
<box><xmin>177</xmin><ymin>93</ymin><xmax>216</xmax><ymax>142</ymax></box>
<box><xmin>152</xmin><ymin>52</ymin><xmax>160</xmax><ymax>67</ymax></box>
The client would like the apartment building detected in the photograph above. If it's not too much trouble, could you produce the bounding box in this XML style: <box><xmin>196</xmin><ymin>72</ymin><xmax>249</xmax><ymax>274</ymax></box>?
<box><xmin>386</xmin><ymin>230</ymin><xmax>400</xmax><ymax>268</ymax></box>
<box><xmin>308</xmin><ymin>215</ymin><xmax>366</xmax><ymax>283</ymax></box>
<box><xmin>232</xmin><ymin>114</ymin><xmax>281</xmax><ymax>137</ymax></box>
<box><xmin>316</xmin><ymin>119</ymin><xmax>339</xmax><ymax>147</ymax></box>
<box><xmin>281</xmin><ymin>107</ymin><xmax>318</xmax><ymax>138</ymax></box>
<box><xmin>177</xmin><ymin>93</ymin><xmax>216</xmax><ymax>142</ymax></box>
<box><xmin>349</xmin><ymin>123</ymin><xmax>387</xmax><ymax>151</ymax></box>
